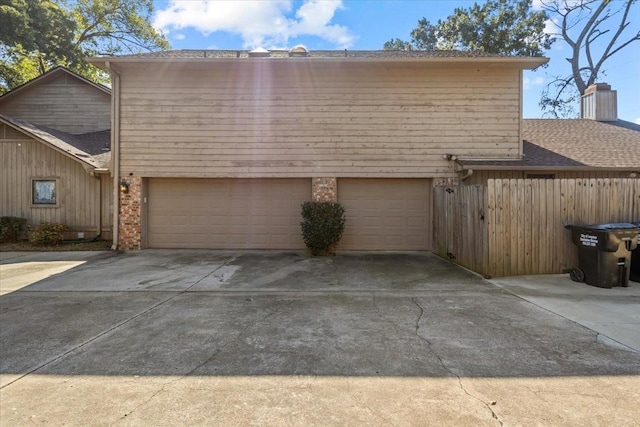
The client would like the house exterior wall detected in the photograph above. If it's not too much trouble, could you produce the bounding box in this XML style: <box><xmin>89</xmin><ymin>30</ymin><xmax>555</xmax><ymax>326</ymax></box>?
<box><xmin>0</xmin><ymin>73</ymin><xmax>110</xmax><ymax>134</ymax></box>
<box><xmin>100</xmin><ymin>174</ymin><xmax>113</xmax><ymax>239</ymax></box>
<box><xmin>117</xmin><ymin>61</ymin><xmax>522</xmax><ymax>179</ymax></box>
<box><xmin>0</xmin><ymin>124</ymin><xmax>112</xmax><ymax>239</ymax></box>
<box><xmin>464</xmin><ymin>169</ymin><xmax>634</xmax><ymax>185</ymax></box>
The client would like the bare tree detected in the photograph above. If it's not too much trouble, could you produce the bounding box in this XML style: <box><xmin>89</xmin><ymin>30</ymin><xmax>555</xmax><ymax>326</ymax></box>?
<box><xmin>540</xmin><ymin>0</ymin><xmax>639</xmax><ymax>117</ymax></box>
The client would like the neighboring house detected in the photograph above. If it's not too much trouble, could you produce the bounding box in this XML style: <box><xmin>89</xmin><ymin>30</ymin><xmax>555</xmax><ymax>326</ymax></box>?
<box><xmin>89</xmin><ymin>48</ymin><xmax>547</xmax><ymax>251</ymax></box>
<box><xmin>459</xmin><ymin>84</ymin><xmax>640</xmax><ymax>183</ymax></box>
<box><xmin>0</xmin><ymin>67</ymin><xmax>113</xmax><ymax>240</ymax></box>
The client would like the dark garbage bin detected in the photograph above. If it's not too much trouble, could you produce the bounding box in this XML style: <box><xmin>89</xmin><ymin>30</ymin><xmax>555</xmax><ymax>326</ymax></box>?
<box><xmin>565</xmin><ymin>223</ymin><xmax>640</xmax><ymax>288</ymax></box>
<box><xmin>631</xmin><ymin>222</ymin><xmax>640</xmax><ymax>283</ymax></box>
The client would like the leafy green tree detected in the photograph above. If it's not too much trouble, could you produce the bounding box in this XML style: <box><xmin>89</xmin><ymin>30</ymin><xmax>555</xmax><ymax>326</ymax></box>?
<box><xmin>539</xmin><ymin>0</ymin><xmax>639</xmax><ymax>117</ymax></box>
<box><xmin>382</xmin><ymin>38</ymin><xmax>414</xmax><ymax>51</ymax></box>
<box><xmin>0</xmin><ymin>0</ymin><xmax>169</xmax><ymax>93</ymax></box>
<box><xmin>0</xmin><ymin>1</ymin><xmax>76</xmax><ymax>60</ymax></box>
<box><xmin>384</xmin><ymin>0</ymin><xmax>553</xmax><ymax>56</ymax></box>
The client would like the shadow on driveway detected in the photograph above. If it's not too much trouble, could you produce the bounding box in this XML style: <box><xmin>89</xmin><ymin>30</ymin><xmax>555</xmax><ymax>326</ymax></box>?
<box><xmin>2</xmin><ymin>250</ymin><xmax>639</xmax><ymax>382</ymax></box>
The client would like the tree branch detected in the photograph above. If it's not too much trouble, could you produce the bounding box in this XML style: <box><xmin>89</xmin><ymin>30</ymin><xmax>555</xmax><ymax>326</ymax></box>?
<box><xmin>592</xmin><ymin>0</ymin><xmax>638</xmax><ymax>76</ymax></box>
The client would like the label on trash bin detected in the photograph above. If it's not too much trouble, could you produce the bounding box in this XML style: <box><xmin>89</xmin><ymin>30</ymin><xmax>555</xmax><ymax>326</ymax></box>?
<box><xmin>579</xmin><ymin>233</ymin><xmax>598</xmax><ymax>247</ymax></box>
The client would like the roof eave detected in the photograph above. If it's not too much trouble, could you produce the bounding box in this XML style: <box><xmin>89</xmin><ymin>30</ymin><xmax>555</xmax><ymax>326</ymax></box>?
<box><xmin>0</xmin><ymin>66</ymin><xmax>110</xmax><ymax>103</ymax></box>
<box><xmin>87</xmin><ymin>56</ymin><xmax>548</xmax><ymax>70</ymax></box>
<box><xmin>458</xmin><ymin>164</ymin><xmax>639</xmax><ymax>171</ymax></box>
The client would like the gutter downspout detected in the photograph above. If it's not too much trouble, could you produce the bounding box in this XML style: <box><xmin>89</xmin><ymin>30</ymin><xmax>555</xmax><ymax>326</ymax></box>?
<box><xmin>451</xmin><ymin>158</ymin><xmax>473</xmax><ymax>182</ymax></box>
<box><xmin>105</xmin><ymin>61</ymin><xmax>120</xmax><ymax>250</ymax></box>
<box><xmin>460</xmin><ymin>169</ymin><xmax>473</xmax><ymax>181</ymax></box>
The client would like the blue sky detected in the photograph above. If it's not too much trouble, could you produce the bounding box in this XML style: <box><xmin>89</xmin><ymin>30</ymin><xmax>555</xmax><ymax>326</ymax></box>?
<box><xmin>151</xmin><ymin>0</ymin><xmax>640</xmax><ymax>122</ymax></box>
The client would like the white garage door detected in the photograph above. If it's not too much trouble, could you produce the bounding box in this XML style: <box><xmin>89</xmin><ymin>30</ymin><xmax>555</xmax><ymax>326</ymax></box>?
<box><xmin>338</xmin><ymin>178</ymin><xmax>431</xmax><ymax>250</ymax></box>
<box><xmin>147</xmin><ymin>178</ymin><xmax>310</xmax><ymax>249</ymax></box>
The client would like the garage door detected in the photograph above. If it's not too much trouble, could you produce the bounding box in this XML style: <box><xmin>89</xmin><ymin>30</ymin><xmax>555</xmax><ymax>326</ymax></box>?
<box><xmin>147</xmin><ymin>178</ymin><xmax>310</xmax><ymax>249</ymax></box>
<box><xmin>338</xmin><ymin>179</ymin><xmax>431</xmax><ymax>250</ymax></box>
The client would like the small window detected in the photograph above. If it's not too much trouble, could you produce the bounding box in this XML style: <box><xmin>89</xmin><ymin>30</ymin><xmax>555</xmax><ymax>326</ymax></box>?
<box><xmin>526</xmin><ymin>173</ymin><xmax>555</xmax><ymax>180</ymax></box>
<box><xmin>32</xmin><ymin>180</ymin><xmax>57</xmax><ymax>205</ymax></box>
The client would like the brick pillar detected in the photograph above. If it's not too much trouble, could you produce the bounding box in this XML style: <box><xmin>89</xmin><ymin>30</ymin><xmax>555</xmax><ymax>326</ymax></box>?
<box><xmin>118</xmin><ymin>176</ymin><xmax>142</xmax><ymax>250</ymax></box>
<box><xmin>312</xmin><ymin>178</ymin><xmax>337</xmax><ymax>202</ymax></box>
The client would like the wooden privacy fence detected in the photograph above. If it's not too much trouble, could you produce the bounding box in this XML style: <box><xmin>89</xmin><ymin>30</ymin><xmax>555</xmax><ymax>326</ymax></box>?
<box><xmin>433</xmin><ymin>178</ymin><xmax>640</xmax><ymax>277</ymax></box>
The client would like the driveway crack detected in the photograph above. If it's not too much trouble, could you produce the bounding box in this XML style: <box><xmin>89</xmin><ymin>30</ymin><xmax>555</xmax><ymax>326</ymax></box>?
<box><xmin>411</xmin><ymin>298</ymin><xmax>503</xmax><ymax>427</ymax></box>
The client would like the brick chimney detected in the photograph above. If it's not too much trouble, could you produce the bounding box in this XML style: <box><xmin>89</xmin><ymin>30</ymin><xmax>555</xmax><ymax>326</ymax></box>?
<box><xmin>581</xmin><ymin>83</ymin><xmax>617</xmax><ymax>121</ymax></box>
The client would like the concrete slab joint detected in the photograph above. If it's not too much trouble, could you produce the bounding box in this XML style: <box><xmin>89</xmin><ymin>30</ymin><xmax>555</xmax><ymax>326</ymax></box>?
<box><xmin>312</xmin><ymin>177</ymin><xmax>337</xmax><ymax>202</ymax></box>
<box><xmin>118</xmin><ymin>175</ymin><xmax>142</xmax><ymax>250</ymax></box>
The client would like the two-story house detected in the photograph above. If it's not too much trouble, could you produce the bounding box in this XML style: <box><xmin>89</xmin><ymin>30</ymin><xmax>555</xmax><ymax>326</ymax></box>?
<box><xmin>89</xmin><ymin>48</ymin><xmax>548</xmax><ymax>251</ymax></box>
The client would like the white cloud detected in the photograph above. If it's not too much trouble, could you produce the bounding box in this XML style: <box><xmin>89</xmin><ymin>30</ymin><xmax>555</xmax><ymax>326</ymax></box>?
<box><xmin>635</xmin><ymin>117</ymin><xmax>640</xmax><ymax>125</ymax></box>
<box><xmin>523</xmin><ymin>76</ymin><xmax>545</xmax><ymax>90</ymax></box>
<box><xmin>532</xmin><ymin>0</ymin><xmax>545</xmax><ymax>11</ymax></box>
<box><xmin>543</xmin><ymin>18</ymin><xmax>557</xmax><ymax>36</ymax></box>
<box><xmin>173</xmin><ymin>33</ymin><xmax>186</xmax><ymax>40</ymax></box>
<box><xmin>153</xmin><ymin>0</ymin><xmax>354</xmax><ymax>49</ymax></box>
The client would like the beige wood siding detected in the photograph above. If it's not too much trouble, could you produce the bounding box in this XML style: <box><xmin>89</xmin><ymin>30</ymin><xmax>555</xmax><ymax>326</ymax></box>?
<box><xmin>100</xmin><ymin>174</ymin><xmax>113</xmax><ymax>240</ymax></box>
<box><xmin>337</xmin><ymin>178</ymin><xmax>432</xmax><ymax>250</ymax></box>
<box><xmin>0</xmin><ymin>73</ymin><xmax>110</xmax><ymax>134</ymax></box>
<box><xmin>118</xmin><ymin>62</ymin><xmax>521</xmax><ymax>178</ymax></box>
<box><xmin>465</xmin><ymin>169</ymin><xmax>633</xmax><ymax>185</ymax></box>
<box><xmin>0</xmin><ymin>127</ymin><xmax>110</xmax><ymax>238</ymax></box>
<box><xmin>147</xmin><ymin>178</ymin><xmax>310</xmax><ymax>249</ymax></box>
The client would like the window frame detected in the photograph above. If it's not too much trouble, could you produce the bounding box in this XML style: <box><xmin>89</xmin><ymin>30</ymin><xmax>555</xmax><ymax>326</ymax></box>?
<box><xmin>31</xmin><ymin>178</ymin><xmax>59</xmax><ymax>207</ymax></box>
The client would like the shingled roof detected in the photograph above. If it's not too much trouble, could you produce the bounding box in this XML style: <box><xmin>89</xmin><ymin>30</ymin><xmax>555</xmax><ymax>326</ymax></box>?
<box><xmin>88</xmin><ymin>49</ymin><xmax>548</xmax><ymax>70</ymax></box>
<box><xmin>97</xmin><ymin>49</ymin><xmax>507</xmax><ymax>60</ymax></box>
<box><xmin>460</xmin><ymin>119</ymin><xmax>640</xmax><ymax>170</ymax></box>
<box><xmin>0</xmin><ymin>114</ymin><xmax>110</xmax><ymax>169</ymax></box>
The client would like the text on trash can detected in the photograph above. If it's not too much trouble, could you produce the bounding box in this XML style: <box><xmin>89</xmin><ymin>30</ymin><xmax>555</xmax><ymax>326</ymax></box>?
<box><xmin>580</xmin><ymin>234</ymin><xmax>598</xmax><ymax>247</ymax></box>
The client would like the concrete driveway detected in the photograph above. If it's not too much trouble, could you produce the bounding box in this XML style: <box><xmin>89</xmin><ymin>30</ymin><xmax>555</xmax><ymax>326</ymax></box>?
<box><xmin>1</xmin><ymin>250</ymin><xmax>639</xmax><ymax>426</ymax></box>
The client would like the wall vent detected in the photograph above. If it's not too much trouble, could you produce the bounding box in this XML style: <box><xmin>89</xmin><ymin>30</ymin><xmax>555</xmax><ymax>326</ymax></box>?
<box><xmin>248</xmin><ymin>47</ymin><xmax>270</xmax><ymax>58</ymax></box>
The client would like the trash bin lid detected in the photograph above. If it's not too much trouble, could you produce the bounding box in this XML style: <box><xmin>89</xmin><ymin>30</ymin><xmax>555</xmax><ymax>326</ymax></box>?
<box><xmin>593</xmin><ymin>223</ymin><xmax>640</xmax><ymax>230</ymax></box>
<box><xmin>565</xmin><ymin>223</ymin><xmax>640</xmax><ymax>231</ymax></box>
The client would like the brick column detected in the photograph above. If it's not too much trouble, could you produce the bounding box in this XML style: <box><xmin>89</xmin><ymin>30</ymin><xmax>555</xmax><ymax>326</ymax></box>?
<box><xmin>312</xmin><ymin>178</ymin><xmax>337</xmax><ymax>202</ymax></box>
<box><xmin>118</xmin><ymin>176</ymin><xmax>142</xmax><ymax>250</ymax></box>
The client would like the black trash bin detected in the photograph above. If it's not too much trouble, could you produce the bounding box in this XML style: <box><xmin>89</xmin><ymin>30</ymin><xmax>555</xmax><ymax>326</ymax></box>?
<box><xmin>565</xmin><ymin>223</ymin><xmax>640</xmax><ymax>288</ymax></box>
<box><xmin>631</xmin><ymin>222</ymin><xmax>640</xmax><ymax>283</ymax></box>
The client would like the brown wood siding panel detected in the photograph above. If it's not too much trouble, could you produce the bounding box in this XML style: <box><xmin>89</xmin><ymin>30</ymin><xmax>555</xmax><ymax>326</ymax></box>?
<box><xmin>0</xmin><ymin>139</ymin><xmax>102</xmax><ymax>235</ymax></box>
<box><xmin>337</xmin><ymin>178</ymin><xmax>432</xmax><ymax>250</ymax></box>
<box><xmin>118</xmin><ymin>64</ymin><xmax>520</xmax><ymax>178</ymax></box>
<box><xmin>147</xmin><ymin>178</ymin><xmax>310</xmax><ymax>249</ymax></box>
<box><xmin>100</xmin><ymin>175</ymin><xmax>113</xmax><ymax>240</ymax></box>
<box><xmin>0</xmin><ymin>74</ymin><xmax>110</xmax><ymax>134</ymax></box>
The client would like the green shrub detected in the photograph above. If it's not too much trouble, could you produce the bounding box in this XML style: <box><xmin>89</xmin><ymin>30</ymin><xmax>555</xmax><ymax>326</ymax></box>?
<box><xmin>29</xmin><ymin>222</ymin><xmax>67</xmax><ymax>246</ymax></box>
<box><xmin>0</xmin><ymin>216</ymin><xmax>28</xmax><ymax>242</ymax></box>
<box><xmin>301</xmin><ymin>202</ymin><xmax>346</xmax><ymax>256</ymax></box>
